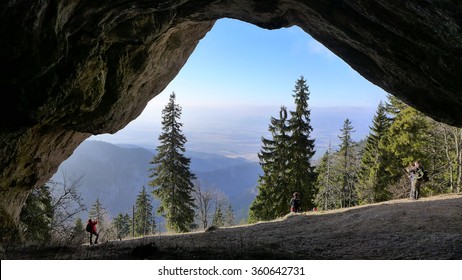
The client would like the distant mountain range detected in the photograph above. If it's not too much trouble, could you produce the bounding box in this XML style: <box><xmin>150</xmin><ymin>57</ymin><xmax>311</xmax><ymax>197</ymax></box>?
<box><xmin>51</xmin><ymin>140</ymin><xmax>261</xmax><ymax>224</ymax></box>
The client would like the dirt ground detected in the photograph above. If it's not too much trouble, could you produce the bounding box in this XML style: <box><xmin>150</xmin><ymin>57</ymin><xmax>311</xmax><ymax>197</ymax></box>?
<box><xmin>4</xmin><ymin>194</ymin><xmax>462</xmax><ymax>259</ymax></box>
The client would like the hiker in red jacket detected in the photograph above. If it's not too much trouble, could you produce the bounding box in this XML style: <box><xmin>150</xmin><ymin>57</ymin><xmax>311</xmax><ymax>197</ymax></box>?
<box><xmin>87</xmin><ymin>218</ymin><xmax>99</xmax><ymax>245</ymax></box>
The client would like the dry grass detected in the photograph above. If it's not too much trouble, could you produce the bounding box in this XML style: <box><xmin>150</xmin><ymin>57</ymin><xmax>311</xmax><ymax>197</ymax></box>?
<box><xmin>4</xmin><ymin>194</ymin><xmax>462</xmax><ymax>259</ymax></box>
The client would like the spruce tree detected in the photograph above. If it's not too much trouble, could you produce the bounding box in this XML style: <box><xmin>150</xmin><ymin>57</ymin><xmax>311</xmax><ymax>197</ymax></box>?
<box><xmin>381</xmin><ymin>95</ymin><xmax>431</xmax><ymax>182</ymax></box>
<box><xmin>134</xmin><ymin>186</ymin><xmax>154</xmax><ymax>236</ymax></box>
<box><xmin>19</xmin><ymin>185</ymin><xmax>53</xmax><ymax>243</ymax></box>
<box><xmin>212</xmin><ymin>205</ymin><xmax>225</xmax><ymax>227</ymax></box>
<box><xmin>358</xmin><ymin>102</ymin><xmax>393</xmax><ymax>203</ymax></box>
<box><xmin>315</xmin><ymin>144</ymin><xmax>341</xmax><ymax>210</ymax></box>
<box><xmin>384</xmin><ymin>94</ymin><xmax>407</xmax><ymax>120</ymax></box>
<box><xmin>225</xmin><ymin>204</ymin><xmax>235</xmax><ymax>227</ymax></box>
<box><xmin>385</xmin><ymin>107</ymin><xmax>430</xmax><ymax>167</ymax></box>
<box><xmin>287</xmin><ymin>76</ymin><xmax>317</xmax><ymax>210</ymax></box>
<box><xmin>71</xmin><ymin>217</ymin><xmax>86</xmax><ymax>244</ymax></box>
<box><xmin>249</xmin><ymin>106</ymin><xmax>291</xmax><ymax>221</ymax></box>
<box><xmin>88</xmin><ymin>199</ymin><xmax>109</xmax><ymax>230</ymax></box>
<box><xmin>113</xmin><ymin>213</ymin><xmax>131</xmax><ymax>240</ymax></box>
<box><xmin>379</xmin><ymin>95</ymin><xmax>433</xmax><ymax>198</ymax></box>
<box><xmin>148</xmin><ymin>92</ymin><xmax>196</xmax><ymax>233</ymax></box>
<box><xmin>337</xmin><ymin>119</ymin><xmax>358</xmax><ymax>208</ymax></box>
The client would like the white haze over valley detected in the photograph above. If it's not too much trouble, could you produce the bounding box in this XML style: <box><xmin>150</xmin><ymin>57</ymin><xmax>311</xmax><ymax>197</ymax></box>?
<box><xmin>91</xmin><ymin>103</ymin><xmax>378</xmax><ymax>161</ymax></box>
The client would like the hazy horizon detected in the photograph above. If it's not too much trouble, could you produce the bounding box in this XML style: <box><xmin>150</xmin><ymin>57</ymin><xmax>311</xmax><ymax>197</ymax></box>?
<box><xmin>90</xmin><ymin>104</ymin><xmax>378</xmax><ymax>161</ymax></box>
<box><xmin>91</xmin><ymin>18</ymin><xmax>387</xmax><ymax>161</ymax></box>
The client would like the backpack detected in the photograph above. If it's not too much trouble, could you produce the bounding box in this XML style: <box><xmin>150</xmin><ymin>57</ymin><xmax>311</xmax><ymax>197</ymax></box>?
<box><xmin>86</xmin><ymin>223</ymin><xmax>92</xmax><ymax>233</ymax></box>
<box><xmin>422</xmin><ymin>170</ymin><xmax>430</xmax><ymax>182</ymax></box>
<box><xmin>416</xmin><ymin>168</ymin><xmax>429</xmax><ymax>182</ymax></box>
<box><xmin>291</xmin><ymin>198</ymin><xmax>301</xmax><ymax>210</ymax></box>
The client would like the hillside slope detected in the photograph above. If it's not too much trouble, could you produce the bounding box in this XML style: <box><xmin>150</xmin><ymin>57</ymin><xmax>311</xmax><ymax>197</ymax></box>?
<box><xmin>52</xmin><ymin>140</ymin><xmax>260</xmax><ymax>222</ymax></box>
<box><xmin>5</xmin><ymin>194</ymin><xmax>462</xmax><ymax>259</ymax></box>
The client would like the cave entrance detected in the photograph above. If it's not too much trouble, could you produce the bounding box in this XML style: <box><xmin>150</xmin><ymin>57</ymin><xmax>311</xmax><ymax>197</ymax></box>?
<box><xmin>90</xmin><ymin>18</ymin><xmax>387</xmax><ymax>160</ymax></box>
<box><xmin>55</xmin><ymin>19</ymin><xmax>387</xmax><ymax>227</ymax></box>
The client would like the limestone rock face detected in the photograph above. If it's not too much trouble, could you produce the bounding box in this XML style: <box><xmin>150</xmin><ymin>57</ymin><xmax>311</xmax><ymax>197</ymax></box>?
<box><xmin>1</xmin><ymin>0</ymin><xmax>461</xmax><ymax>238</ymax></box>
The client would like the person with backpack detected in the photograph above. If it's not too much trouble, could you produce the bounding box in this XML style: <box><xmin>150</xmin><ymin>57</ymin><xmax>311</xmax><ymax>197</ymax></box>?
<box><xmin>290</xmin><ymin>192</ymin><xmax>302</xmax><ymax>213</ymax></box>
<box><xmin>407</xmin><ymin>161</ymin><xmax>427</xmax><ymax>200</ymax></box>
<box><xmin>86</xmin><ymin>218</ymin><xmax>99</xmax><ymax>245</ymax></box>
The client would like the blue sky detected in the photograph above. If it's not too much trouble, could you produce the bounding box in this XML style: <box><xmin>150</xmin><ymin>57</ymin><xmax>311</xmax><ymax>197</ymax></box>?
<box><xmin>150</xmin><ymin>18</ymin><xmax>387</xmax><ymax>107</ymax></box>
<box><xmin>91</xmin><ymin>19</ymin><xmax>388</xmax><ymax>160</ymax></box>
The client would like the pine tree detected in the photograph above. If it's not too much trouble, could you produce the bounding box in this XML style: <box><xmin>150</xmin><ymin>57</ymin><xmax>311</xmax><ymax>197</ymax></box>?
<box><xmin>385</xmin><ymin>107</ymin><xmax>430</xmax><ymax>167</ymax></box>
<box><xmin>315</xmin><ymin>143</ymin><xmax>341</xmax><ymax>210</ymax></box>
<box><xmin>19</xmin><ymin>185</ymin><xmax>53</xmax><ymax>243</ymax></box>
<box><xmin>384</xmin><ymin>94</ymin><xmax>407</xmax><ymax>120</ymax></box>
<box><xmin>134</xmin><ymin>186</ymin><xmax>154</xmax><ymax>236</ymax></box>
<box><xmin>224</xmin><ymin>204</ymin><xmax>235</xmax><ymax>227</ymax></box>
<box><xmin>287</xmin><ymin>76</ymin><xmax>317</xmax><ymax>210</ymax></box>
<box><xmin>89</xmin><ymin>199</ymin><xmax>106</xmax><ymax>223</ymax></box>
<box><xmin>212</xmin><ymin>205</ymin><xmax>225</xmax><ymax>227</ymax></box>
<box><xmin>148</xmin><ymin>92</ymin><xmax>196</xmax><ymax>233</ymax></box>
<box><xmin>358</xmin><ymin>102</ymin><xmax>393</xmax><ymax>203</ymax></box>
<box><xmin>249</xmin><ymin>106</ymin><xmax>291</xmax><ymax>221</ymax></box>
<box><xmin>113</xmin><ymin>213</ymin><xmax>131</xmax><ymax>240</ymax></box>
<box><xmin>379</xmin><ymin>95</ymin><xmax>433</xmax><ymax>198</ymax></box>
<box><xmin>337</xmin><ymin>119</ymin><xmax>358</xmax><ymax>207</ymax></box>
<box><xmin>250</xmin><ymin>77</ymin><xmax>318</xmax><ymax>221</ymax></box>
<box><xmin>88</xmin><ymin>198</ymin><xmax>110</xmax><ymax>239</ymax></box>
<box><xmin>70</xmin><ymin>217</ymin><xmax>86</xmax><ymax>245</ymax></box>
<box><xmin>380</xmin><ymin>95</ymin><xmax>432</xmax><ymax>198</ymax></box>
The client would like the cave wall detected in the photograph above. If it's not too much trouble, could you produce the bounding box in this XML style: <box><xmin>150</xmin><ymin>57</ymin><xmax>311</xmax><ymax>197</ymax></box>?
<box><xmin>1</xmin><ymin>0</ymin><xmax>461</xmax><ymax>240</ymax></box>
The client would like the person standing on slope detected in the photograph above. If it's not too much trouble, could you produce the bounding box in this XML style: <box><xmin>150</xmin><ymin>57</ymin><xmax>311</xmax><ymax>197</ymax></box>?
<box><xmin>290</xmin><ymin>192</ymin><xmax>302</xmax><ymax>213</ymax></box>
<box><xmin>407</xmin><ymin>161</ymin><xmax>426</xmax><ymax>200</ymax></box>
<box><xmin>86</xmin><ymin>218</ymin><xmax>99</xmax><ymax>245</ymax></box>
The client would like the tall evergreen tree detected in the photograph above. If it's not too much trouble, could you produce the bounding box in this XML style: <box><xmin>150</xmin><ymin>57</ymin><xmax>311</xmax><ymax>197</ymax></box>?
<box><xmin>134</xmin><ymin>186</ymin><xmax>155</xmax><ymax>236</ymax></box>
<box><xmin>358</xmin><ymin>102</ymin><xmax>393</xmax><ymax>203</ymax></box>
<box><xmin>148</xmin><ymin>92</ymin><xmax>196</xmax><ymax>233</ymax></box>
<box><xmin>19</xmin><ymin>185</ymin><xmax>53</xmax><ymax>243</ymax></box>
<box><xmin>385</xmin><ymin>108</ymin><xmax>430</xmax><ymax>167</ymax></box>
<box><xmin>113</xmin><ymin>213</ymin><xmax>131</xmax><ymax>240</ymax></box>
<box><xmin>249</xmin><ymin>106</ymin><xmax>291</xmax><ymax>221</ymax></box>
<box><xmin>380</xmin><ymin>95</ymin><xmax>432</xmax><ymax>196</ymax></box>
<box><xmin>337</xmin><ymin>119</ymin><xmax>358</xmax><ymax>207</ymax></box>
<box><xmin>384</xmin><ymin>94</ymin><xmax>407</xmax><ymax>120</ymax></box>
<box><xmin>88</xmin><ymin>199</ymin><xmax>113</xmax><ymax>242</ymax></box>
<box><xmin>224</xmin><ymin>204</ymin><xmax>235</xmax><ymax>227</ymax></box>
<box><xmin>366</xmin><ymin>94</ymin><xmax>437</xmax><ymax>199</ymax></box>
<box><xmin>287</xmin><ymin>76</ymin><xmax>317</xmax><ymax>210</ymax></box>
<box><xmin>315</xmin><ymin>143</ymin><xmax>342</xmax><ymax>210</ymax></box>
<box><xmin>212</xmin><ymin>205</ymin><xmax>225</xmax><ymax>227</ymax></box>
<box><xmin>88</xmin><ymin>199</ymin><xmax>108</xmax><ymax>225</ymax></box>
<box><xmin>70</xmin><ymin>217</ymin><xmax>86</xmax><ymax>245</ymax></box>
